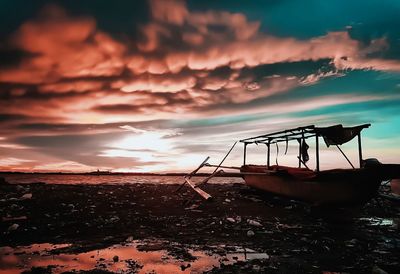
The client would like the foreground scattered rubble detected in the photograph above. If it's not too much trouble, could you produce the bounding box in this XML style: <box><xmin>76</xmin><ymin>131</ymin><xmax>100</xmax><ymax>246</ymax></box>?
<box><xmin>0</xmin><ymin>179</ymin><xmax>399</xmax><ymax>273</ymax></box>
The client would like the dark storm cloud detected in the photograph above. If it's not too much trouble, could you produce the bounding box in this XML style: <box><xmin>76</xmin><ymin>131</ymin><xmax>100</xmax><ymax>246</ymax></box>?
<box><xmin>0</xmin><ymin>48</ymin><xmax>37</xmax><ymax>69</ymax></box>
<box><xmin>0</xmin><ymin>113</ymin><xmax>29</xmax><ymax>122</ymax></box>
<box><xmin>92</xmin><ymin>103</ymin><xmax>156</xmax><ymax>114</ymax></box>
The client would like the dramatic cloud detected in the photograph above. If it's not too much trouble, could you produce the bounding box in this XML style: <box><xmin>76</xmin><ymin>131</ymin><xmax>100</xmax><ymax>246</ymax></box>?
<box><xmin>0</xmin><ymin>0</ymin><xmax>399</xmax><ymax>172</ymax></box>
<box><xmin>0</xmin><ymin>6</ymin><xmax>125</xmax><ymax>84</ymax></box>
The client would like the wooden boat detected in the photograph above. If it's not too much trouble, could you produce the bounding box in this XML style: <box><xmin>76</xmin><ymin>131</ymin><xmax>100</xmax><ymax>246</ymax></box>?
<box><xmin>237</xmin><ymin>124</ymin><xmax>400</xmax><ymax>206</ymax></box>
<box><xmin>180</xmin><ymin>123</ymin><xmax>400</xmax><ymax>205</ymax></box>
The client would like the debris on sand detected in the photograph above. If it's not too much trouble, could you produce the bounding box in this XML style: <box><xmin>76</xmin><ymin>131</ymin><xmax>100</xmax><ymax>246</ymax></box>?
<box><xmin>247</xmin><ymin>230</ymin><xmax>255</xmax><ymax>237</ymax></box>
<box><xmin>226</xmin><ymin>217</ymin><xmax>236</xmax><ymax>224</ymax></box>
<box><xmin>372</xmin><ymin>265</ymin><xmax>388</xmax><ymax>274</ymax></box>
<box><xmin>125</xmin><ymin>236</ymin><xmax>134</xmax><ymax>242</ymax></box>
<box><xmin>8</xmin><ymin>223</ymin><xmax>19</xmax><ymax>231</ymax></box>
<box><xmin>20</xmin><ymin>193</ymin><xmax>32</xmax><ymax>200</ymax></box>
<box><xmin>2</xmin><ymin>216</ymin><xmax>27</xmax><ymax>222</ymax></box>
<box><xmin>0</xmin><ymin>182</ymin><xmax>399</xmax><ymax>273</ymax></box>
<box><xmin>247</xmin><ymin>219</ymin><xmax>262</xmax><ymax>227</ymax></box>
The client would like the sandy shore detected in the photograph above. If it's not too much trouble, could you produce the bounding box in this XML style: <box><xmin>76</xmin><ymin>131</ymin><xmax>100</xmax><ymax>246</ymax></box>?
<box><xmin>1</xmin><ymin>181</ymin><xmax>399</xmax><ymax>273</ymax></box>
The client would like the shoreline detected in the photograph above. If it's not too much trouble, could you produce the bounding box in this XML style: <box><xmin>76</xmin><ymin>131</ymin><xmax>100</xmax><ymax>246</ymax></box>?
<box><xmin>0</xmin><ymin>171</ymin><xmax>243</xmax><ymax>177</ymax></box>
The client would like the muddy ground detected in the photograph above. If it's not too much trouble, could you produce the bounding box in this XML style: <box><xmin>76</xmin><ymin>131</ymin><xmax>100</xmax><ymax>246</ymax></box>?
<box><xmin>0</xmin><ymin>179</ymin><xmax>399</xmax><ymax>273</ymax></box>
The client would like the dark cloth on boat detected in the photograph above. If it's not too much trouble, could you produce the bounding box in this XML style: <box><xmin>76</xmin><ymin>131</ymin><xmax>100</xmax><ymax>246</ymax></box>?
<box><xmin>314</xmin><ymin>124</ymin><xmax>367</xmax><ymax>147</ymax></box>
<box><xmin>301</xmin><ymin>139</ymin><xmax>309</xmax><ymax>162</ymax></box>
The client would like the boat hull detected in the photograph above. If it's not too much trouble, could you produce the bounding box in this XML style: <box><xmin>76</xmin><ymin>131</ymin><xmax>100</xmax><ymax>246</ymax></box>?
<box><xmin>240</xmin><ymin>165</ymin><xmax>382</xmax><ymax>206</ymax></box>
<box><xmin>391</xmin><ymin>179</ymin><xmax>400</xmax><ymax>195</ymax></box>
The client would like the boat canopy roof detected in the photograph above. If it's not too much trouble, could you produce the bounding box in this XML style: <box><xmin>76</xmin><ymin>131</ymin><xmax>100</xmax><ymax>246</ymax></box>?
<box><xmin>240</xmin><ymin>124</ymin><xmax>370</xmax><ymax>146</ymax></box>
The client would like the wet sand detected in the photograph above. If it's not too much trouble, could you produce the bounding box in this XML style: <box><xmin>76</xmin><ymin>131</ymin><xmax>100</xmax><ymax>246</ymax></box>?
<box><xmin>1</xmin><ymin>180</ymin><xmax>399</xmax><ymax>273</ymax></box>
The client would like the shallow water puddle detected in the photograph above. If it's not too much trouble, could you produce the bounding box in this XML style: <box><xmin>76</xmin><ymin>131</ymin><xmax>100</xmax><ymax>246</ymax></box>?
<box><xmin>0</xmin><ymin>241</ymin><xmax>268</xmax><ymax>274</ymax></box>
<box><xmin>359</xmin><ymin>217</ymin><xmax>394</xmax><ymax>226</ymax></box>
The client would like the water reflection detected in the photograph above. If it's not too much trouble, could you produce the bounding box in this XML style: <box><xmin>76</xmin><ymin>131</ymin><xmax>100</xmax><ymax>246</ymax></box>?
<box><xmin>0</xmin><ymin>241</ymin><xmax>268</xmax><ymax>274</ymax></box>
<box><xmin>359</xmin><ymin>217</ymin><xmax>394</xmax><ymax>226</ymax></box>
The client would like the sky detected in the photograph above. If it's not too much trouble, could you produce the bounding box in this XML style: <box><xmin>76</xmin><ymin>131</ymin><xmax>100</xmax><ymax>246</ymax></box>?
<box><xmin>0</xmin><ymin>0</ymin><xmax>399</xmax><ymax>173</ymax></box>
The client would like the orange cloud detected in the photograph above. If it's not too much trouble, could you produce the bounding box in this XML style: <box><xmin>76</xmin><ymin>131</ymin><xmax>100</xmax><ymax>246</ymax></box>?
<box><xmin>1</xmin><ymin>1</ymin><xmax>399</xmax><ymax>129</ymax></box>
<box><xmin>139</xmin><ymin>1</ymin><xmax>400</xmax><ymax>74</ymax></box>
<box><xmin>0</xmin><ymin>5</ymin><xmax>125</xmax><ymax>84</ymax></box>
<box><xmin>39</xmin><ymin>81</ymin><xmax>104</xmax><ymax>93</ymax></box>
<box><xmin>113</xmin><ymin>74</ymin><xmax>197</xmax><ymax>93</ymax></box>
<box><xmin>149</xmin><ymin>0</ymin><xmax>188</xmax><ymax>26</ymax></box>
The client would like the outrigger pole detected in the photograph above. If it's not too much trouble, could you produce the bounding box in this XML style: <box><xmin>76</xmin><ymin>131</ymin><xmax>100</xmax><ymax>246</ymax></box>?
<box><xmin>176</xmin><ymin>142</ymin><xmax>237</xmax><ymax>201</ymax></box>
<box><xmin>174</xmin><ymin>156</ymin><xmax>210</xmax><ymax>194</ymax></box>
<box><xmin>198</xmin><ymin>141</ymin><xmax>237</xmax><ymax>186</ymax></box>
<box><xmin>211</xmin><ymin>142</ymin><xmax>237</xmax><ymax>174</ymax></box>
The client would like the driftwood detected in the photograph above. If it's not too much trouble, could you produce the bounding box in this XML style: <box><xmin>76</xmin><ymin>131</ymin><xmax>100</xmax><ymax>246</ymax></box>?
<box><xmin>184</xmin><ymin>177</ymin><xmax>212</xmax><ymax>200</ymax></box>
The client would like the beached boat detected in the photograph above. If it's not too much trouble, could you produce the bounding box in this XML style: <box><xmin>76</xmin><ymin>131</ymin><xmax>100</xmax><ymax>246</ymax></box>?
<box><xmin>237</xmin><ymin>124</ymin><xmax>400</xmax><ymax>205</ymax></box>
<box><xmin>181</xmin><ymin>123</ymin><xmax>400</xmax><ymax>205</ymax></box>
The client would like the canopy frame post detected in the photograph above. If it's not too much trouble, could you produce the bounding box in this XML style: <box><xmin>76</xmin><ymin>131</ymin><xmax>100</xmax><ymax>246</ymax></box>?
<box><xmin>358</xmin><ymin>133</ymin><xmax>363</xmax><ymax>168</ymax></box>
<box><xmin>315</xmin><ymin>134</ymin><xmax>320</xmax><ymax>172</ymax></box>
<box><xmin>298</xmin><ymin>130</ymin><xmax>304</xmax><ymax>168</ymax></box>
<box><xmin>266</xmin><ymin>139</ymin><xmax>271</xmax><ymax>169</ymax></box>
<box><xmin>239</xmin><ymin>123</ymin><xmax>370</xmax><ymax>169</ymax></box>
<box><xmin>243</xmin><ymin>143</ymin><xmax>248</xmax><ymax>166</ymax></box>
<box><xmin>298</xmin><ymin>140</ymin><xmax>301</xmax><ymax>168</ymax></box>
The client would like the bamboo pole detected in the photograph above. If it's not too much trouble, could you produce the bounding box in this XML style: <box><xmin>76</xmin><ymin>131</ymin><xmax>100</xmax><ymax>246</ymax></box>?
<box><xmin>298</xmin><ymin>140</ymin><xmax>302</xmax><ymax>168</ymax></box>
<box><xmin>197</xmin><ymin>142</ymin><xmax>237</xmax><ymax>186</ymax></box>
<box><xmin>358</xmin><ymin>133</ymin><xmax>363</xmax><ymax>168</ymax></box>
<box><xmin>316</xmin><ymin>135</ymin><xmax>320</xmax><ymax>172</ymax></box>
<box><xmin>243</xmin><ymin>143</ymin><xmax>247</xmax><ymax>165</ymax></box>
<box><xmin>297</xmin><ymin>156</ymin><xmax>311</xmax><ymax>170</ymax></box>
<box><xmin>212</xmin><ymin>141</ymin><xmax>237</xmax><ymax>174</ymax></box>
<box><xmin>184</xmin><ymin>177</ymin><xmax>212</xmax><ymax>200</ymax></box>
<box><xmin>198</xmin><ymin>170</ymin><xmax>224</xmax><ymax>185</ymax></box>
<box><xmin>266</xmin><ymin>141</ymin><xmax>271</xmax><ymax>169</ymax></box>
<box><xmin>175</xmin><ymin>156</ymin><xmax>209</xmax><ymax>193</ymax></box>
<box><xmin>204</xmin><ymin>164</ymin><xmax>241</xmax><ymax>170</ymax></box>
<box><xmin>336</xmin><ymin>145</ymin><xmax>355</xmax><ymax>169</ymax></box>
